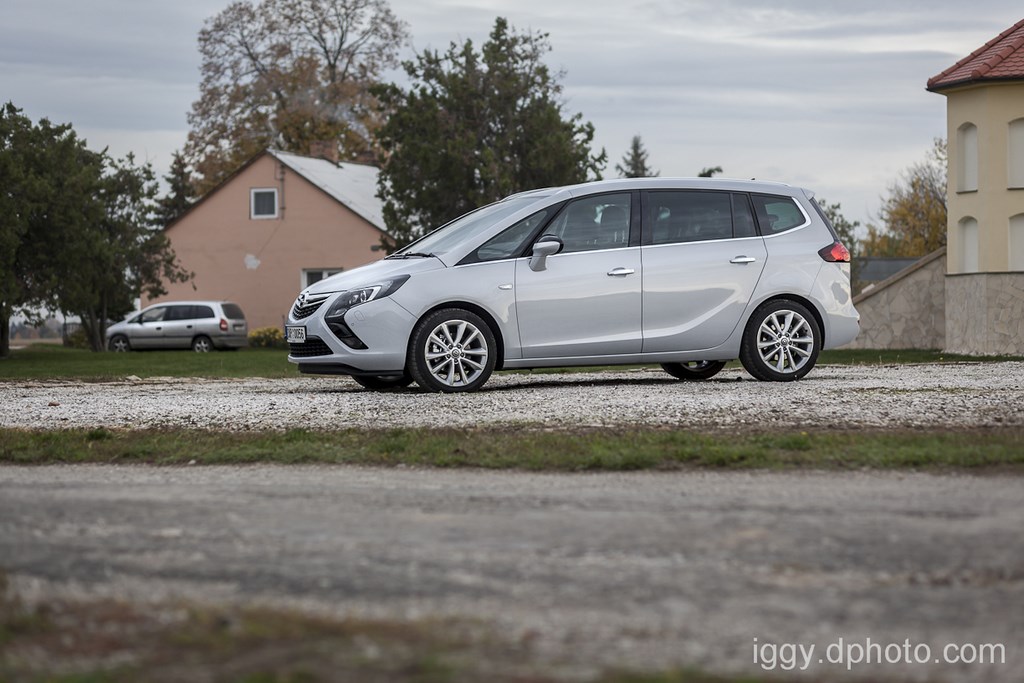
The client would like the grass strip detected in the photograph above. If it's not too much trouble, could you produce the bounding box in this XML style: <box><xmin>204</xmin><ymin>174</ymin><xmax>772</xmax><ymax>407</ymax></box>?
<box><xmin>1</xmin><ymin>427</ymin><xmax>1022</xmax><ymax>471</ymax></box>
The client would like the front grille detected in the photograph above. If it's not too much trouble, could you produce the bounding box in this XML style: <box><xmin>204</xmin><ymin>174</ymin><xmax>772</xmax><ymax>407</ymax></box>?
<box><xmin>291</xmin><ymin>293</ymin><xmax>331</xmax><ymax>320</ymax></box>
<box><xmin>289</xmin><ymin>336</ymin><xmax>333</xmax><ymax>357</ymax></box>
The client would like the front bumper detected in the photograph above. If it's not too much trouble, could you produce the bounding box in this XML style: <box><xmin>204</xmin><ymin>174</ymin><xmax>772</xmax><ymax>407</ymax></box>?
<box><xmin>286</xmin><ymin>297</ymin><xmax>415</xmax><ymax>374</ymax></box>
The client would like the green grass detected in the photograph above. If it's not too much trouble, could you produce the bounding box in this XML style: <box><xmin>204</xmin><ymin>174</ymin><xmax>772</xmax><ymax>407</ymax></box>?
<box><xmin>1</xmin><ymin>344</ymin><xmax>1020</xmax><ymax>382</ymax></box>
<box><xmin>0</xmin><ymin>344</ymin><xmax>298</xmax><ymax>380</ymax></box>
<box><xmin>2</xmin><ymin>427</ymin><xmax>1021</xmax><ymax>471</ymax></box>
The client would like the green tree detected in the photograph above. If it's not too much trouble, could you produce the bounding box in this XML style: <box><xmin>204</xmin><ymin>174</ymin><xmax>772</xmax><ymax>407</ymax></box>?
<box><xmin>186</xmin><ymin>0</ymin><xmax>409</xmax><ymax>193</ymax></box>
<box><xmin>698</xmin><ymin>166</ymin><xmax>723</xmax><ymax>177</ymax></box>
<box><xmin>863</xmin><ymin>138</ymin><xmax>947</xmax><ymax>257</ymax></box>
<box><xmin>155</xmin><ymin>151</ymin><xmax>196</xmax><ymax>227</ymax></box>
<box><xmin>616</xmin><ymin>135</ymin><xmax>658</xmax><ymax>178</ymax></box>
<box><xmin>373</xmin><ymin>17</ymin><xmax>606</xmax><ymax>252</ymax></box>
<box><xmin>0</xmin><ymin>103</ymin><xmax>191</xmax><ymax>356</ymax></box>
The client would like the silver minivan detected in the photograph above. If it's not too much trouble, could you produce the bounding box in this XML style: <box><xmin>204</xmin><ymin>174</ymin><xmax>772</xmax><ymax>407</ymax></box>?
<box><xmin>287</xmin><ymin>178</ymin><xmax>859</xmax><ymax>392</ymax></box>
<box><xmin>107</xmin><ymin>301</ymin><xmax>248</xmax><ymax>352</ymax></box>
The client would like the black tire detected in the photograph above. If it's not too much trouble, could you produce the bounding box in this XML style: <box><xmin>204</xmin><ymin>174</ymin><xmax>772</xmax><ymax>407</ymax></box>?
<box><xmin>191</xmin><ymin>335</ymin><xmax>213</xmax><ymax>353</ymax></box>
<box><xmin>352</xmin><ymin>374</ymin><xmax>414</xmax><ymax>391</ymax></box>
<box><xmin>661</xmin><ymin>360</ymin><xmax>727</xmax><ymax>381</ymax></box>
<box><xmin>108</xmin><ymin>334</ymin><xmax>130</xmax><ymax>353</ymax></box>
<box><xmin>739</xmin><ymin>299</ymin><xmax>820</xmax><ymax>381</ymax></box>
<box><xmin>408</xmin><ymin>308</ymin><xmax>497</xmax><ymax>393</ymax></box>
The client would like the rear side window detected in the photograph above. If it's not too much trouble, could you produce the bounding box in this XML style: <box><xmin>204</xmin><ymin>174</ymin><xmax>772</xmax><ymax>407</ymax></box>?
<box><xmin>165</xmin><ymin>305</ymin><xmax>193</xmax><ymax>321</ymax></box>
<box><xmin>193</xmin><ymin>305</ymin><xmax>215</xmax><ymax>319</ymax></box>
<box><xmin>751</xmin><ymin>194</ymin><xmax>808</xmax><ymax>235</ymax></box>
<box><xmin>221</xmin><ymin>303</ymin><xmax>245</xmax><ymax>320</ymax></box>
<box><xmin>646</xmin><ymin>191</ymin><xmax>756</xmax><ymax>245</ymax></box>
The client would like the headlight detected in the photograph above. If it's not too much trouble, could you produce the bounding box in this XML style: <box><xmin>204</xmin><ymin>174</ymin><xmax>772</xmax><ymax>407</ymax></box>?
<box><xmin>323</xmin><ymin>275</ymin><xmax>410</xmax><ymax>322</ymax></box>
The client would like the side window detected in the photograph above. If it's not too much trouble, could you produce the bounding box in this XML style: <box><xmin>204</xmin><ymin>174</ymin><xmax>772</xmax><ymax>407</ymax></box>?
<box><xmin>140</xmin><ymin>307</ymin><xmax>167</xmax><ymax>323</ymax></box>
<box><xmin>546</xmin><ymin>193</ymin><xmax>631</xmax><ymax>254</ymax></box>
<box><xmin>193</xmin><ymin>305</ymin><xmax>215</xmax><ymax>319</ymax></box>
<box><xmin>751</xmin><ymin>194</ymin><xmax>808</xmax><ymax>235</ymax></box>
<box><xmin>647</xmin><ymin>191</ymin><xmax>733</xmax><ymax>245</ymax></box>
<box><xmin>462</xmin><ymin>208</ymin><xmax>554</xmax><ymax>264</ymax></box>
<box><xmin>165</xmin><ymin>305</ymin><xmax>193</xmax><ymax>321</ymax></box>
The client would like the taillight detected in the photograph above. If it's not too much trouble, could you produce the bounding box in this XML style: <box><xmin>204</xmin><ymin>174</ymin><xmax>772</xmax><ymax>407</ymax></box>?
<box><xmin>818</xmin><ymin>241</ymin><xmax>851</xmax><ymax>263</ymax></box>
<box><xmin>219</xmin><ymin>318</ymin><xmax>229</xmax><ymax>331</ymax></box>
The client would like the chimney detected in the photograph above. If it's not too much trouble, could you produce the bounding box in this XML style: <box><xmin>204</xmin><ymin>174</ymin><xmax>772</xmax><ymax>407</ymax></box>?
<box><xmin>309</xmin><ymin>140</ymin><xmax>339</xmax><ymax>164</ymax></box>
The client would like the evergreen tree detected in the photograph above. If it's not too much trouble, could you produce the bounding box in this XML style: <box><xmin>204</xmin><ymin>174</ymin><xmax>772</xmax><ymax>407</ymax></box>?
<box><xmin>374</xmin><ymin>17</ymin><xmax>605</xmax><ymax>251</ymax></box>
<box><xmin>155</xmin><ymin>150</ymin><xmax>195</xmax><ymax>227</ymax></box>
<box><xmin>615</xmin><ymin>135</ymin><xmax>658</xmax><ymax>178</ymax></box>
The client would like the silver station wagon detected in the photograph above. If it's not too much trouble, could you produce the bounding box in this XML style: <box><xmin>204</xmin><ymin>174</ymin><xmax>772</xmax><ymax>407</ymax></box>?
<box><xmin>287</xmin><ymin>178</ymin><xmax>859</xmax><ymax>392</ymax></box>
<box><xmin>107</xmin><ymin>301</ymin><xmax>249</xmax><ymax>352</ymax></box>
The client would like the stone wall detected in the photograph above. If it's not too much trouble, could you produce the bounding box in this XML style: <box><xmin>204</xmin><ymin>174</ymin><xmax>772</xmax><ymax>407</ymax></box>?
<box><xmin>945</xmin><ymin>272</ymin><xmax>1024</xmax><ymax>354</ymax></box>
<box><xmin>843</xmin><ymin>248</ymin><xmax>946</xmax><ymax>349</ymax></box>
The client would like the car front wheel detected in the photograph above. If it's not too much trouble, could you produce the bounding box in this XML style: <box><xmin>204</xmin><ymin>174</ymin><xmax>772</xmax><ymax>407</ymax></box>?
<box><xmin>408</xmin><ymin>308</ymin><xmax>497</xmax><ymax>393</ymax></box>
<box><xmin>661</xmin><ymin>360</ymin><xmax>727</xmax><ymax>380</ymax></box>
<box><xmin>108</xmin><ymin>335</ymin><xmax>130</xmax><ymax>352</ymax></box>
<box><xmin>739</xmin><ymin>300</ymin><xmax>820</xmax><ymax>381</ymax></box>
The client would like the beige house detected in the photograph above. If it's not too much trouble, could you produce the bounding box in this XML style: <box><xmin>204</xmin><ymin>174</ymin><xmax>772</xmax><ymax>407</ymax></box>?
<box><xmin>155</xmin><ymin>150</ymin><xmax>386</xmax><ymax>330</ymax></box>
<box><xmin>848</xmin><ymin>18</ymin><xmax>1024</xmax><ymax>353</ymax></box>
<box><xmin>927</xmin><ymin>18</ymin><xmax>1024</xmax><ymax>354</ymax></box>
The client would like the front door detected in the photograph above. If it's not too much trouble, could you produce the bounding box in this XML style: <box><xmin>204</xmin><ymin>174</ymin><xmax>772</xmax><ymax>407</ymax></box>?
<box><xmin>515</xmin><ymin>192</ymin><xmax>642</xmax><ymax>358</ymax></box>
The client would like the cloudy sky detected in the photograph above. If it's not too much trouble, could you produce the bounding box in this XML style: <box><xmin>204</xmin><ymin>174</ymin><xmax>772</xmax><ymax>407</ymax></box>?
<box><xmin>1</xmin><ymin>0</ymin><xmax>1021</xmax><ymax>228</ymax></box>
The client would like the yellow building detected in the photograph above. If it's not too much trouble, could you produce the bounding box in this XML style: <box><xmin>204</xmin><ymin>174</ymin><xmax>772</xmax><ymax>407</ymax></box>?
<box><xmin>927</xmin><ymin>18</ymin><xmax>1024</xmax><ymax>354</ymax></box>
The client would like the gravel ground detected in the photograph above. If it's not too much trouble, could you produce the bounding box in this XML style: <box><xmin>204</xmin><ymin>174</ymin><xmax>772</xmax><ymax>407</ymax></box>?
<box><xmin>1</xmin><ymin>362</ymin><xmax>1023</xmax><ymax>432</ymax></box>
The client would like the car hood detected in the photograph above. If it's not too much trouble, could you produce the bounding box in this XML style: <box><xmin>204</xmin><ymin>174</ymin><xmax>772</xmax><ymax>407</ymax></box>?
<box><xmin>302</xmin><ymin>257</ymin><xmax>445</xmax><ymax>296</ymax></box>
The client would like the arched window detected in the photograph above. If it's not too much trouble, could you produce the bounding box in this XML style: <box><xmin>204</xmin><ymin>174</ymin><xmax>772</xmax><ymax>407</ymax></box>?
<box><xmin>959</xmin><ymin>216</ymin><xmax>979</xmax><ymax>272</ymax></box>
<box><xmin>1010</xmin><ymin>214</ymin><xmax>1024</xmax><ymax>270</ymax></box>
<box><xmin>1009</xmin><ymin>119</ymin><xmax>1024</xmax><ymax>189</ymax></box>
<box><xmin>957</xmin><ymin>123</ymin><xmax>978</xmax><ymax>192</ymax></box>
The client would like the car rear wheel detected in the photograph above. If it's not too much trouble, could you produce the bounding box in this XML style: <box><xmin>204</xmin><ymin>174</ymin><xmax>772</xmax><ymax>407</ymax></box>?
<box><xmin>108</xmin><ymin>335</ymin><xmax>130</xmax><ymax>353</ymax></box>
<box><xmin>739</xmin><ymin>300</ymin><xmax>820</xmax><ymax>381</ymax></box>
<box><xmin>352</xmin><ymin>374</ymin><xmax>414</xmax><ymax>391</ymax></box>
<box><xmin>408</xmin><ymin>308</ymin><xmax>496</xmax><ymax>393</ymax></box>
<box><xmin>191</xmin><ymin>335</ymin><xmax>213</xmax><ymax>353</ymax></box>
<box><xmin>661</xmin><ymin>360</ymin><xmax>727</xmax><ymax>381</ymax></box>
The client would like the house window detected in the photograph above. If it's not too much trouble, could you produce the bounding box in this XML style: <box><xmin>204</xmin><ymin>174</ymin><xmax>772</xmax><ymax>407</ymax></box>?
<box><xmin>1010</xmin><ymin>214</ymin><xmax>1024</xmax><ymax>271</ymax></box>
<box><xmin>302</xmin><ymin>268</ymin><xmax>343</xmax><ymax>288</ymax></box>
<box><xmin>250</xmin><ymin>188</ymin><xmax>278</xmax><ymax>219</ymax></box>
<box><xmin>959</xmin><ymin>216</ymin><xmax>979</xmax><ymax>273</ymax></box>
<box><xmin>1009</xmin><ymin>119</ymin><xmax>1024</xmax><ymax>189</ymax></box>
<box><xmin>957</xmin><ymin>123</ymin><xmax>978</xmax><ymax>192</ymax></box>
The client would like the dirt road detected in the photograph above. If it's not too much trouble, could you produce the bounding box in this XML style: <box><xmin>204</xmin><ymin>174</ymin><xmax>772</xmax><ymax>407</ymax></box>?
<box><xmin>2</xmin><ymin>465</ymin><xmax>1021</xmax><ymax>681</ymax></box>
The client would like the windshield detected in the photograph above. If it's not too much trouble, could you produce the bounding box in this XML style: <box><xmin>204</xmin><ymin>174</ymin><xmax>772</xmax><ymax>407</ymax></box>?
<box><xmin>393</xmin><ymin>194</ymin><xmax>549</xmax><ymax>257</ymax></box>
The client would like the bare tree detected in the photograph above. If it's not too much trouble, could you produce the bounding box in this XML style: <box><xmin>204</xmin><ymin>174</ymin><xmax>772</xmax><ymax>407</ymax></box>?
<box><xmin>185</xmin><ymin>0</ymin><xmax>408</xmax><ymax>192</ymax></box>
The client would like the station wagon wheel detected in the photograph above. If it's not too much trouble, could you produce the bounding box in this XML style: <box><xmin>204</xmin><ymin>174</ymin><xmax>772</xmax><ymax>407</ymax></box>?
<box><xmin>408</xmin><ymin>308</ymin><xmax>497</xmax><ymax>393</ymax></box>
<box><xmin>108</xmin><ymin>334</ymin><xmax>130</xmax><ymax>353</ymax></box>
<box><xmin>352</xmin><ymin>374</ymin><xmax>414</xmax><ymax>391</ymax></box>
<box><xmin>661</xmin><ymin>360</ymin><xmax>727</xmax><ymax>381</ymax></box>
<box><xmin>191</xmin><ymin>335</ymin><xmax>213</xmax><ymax>353</ymax></box>
<box><xmin>739</xmin><ymin>300</ymin><xmax>820</xmax><ymax>382</ymax></box>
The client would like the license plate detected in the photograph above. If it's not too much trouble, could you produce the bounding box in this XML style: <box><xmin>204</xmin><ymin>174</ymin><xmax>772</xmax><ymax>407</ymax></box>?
<box><xmin>286</xmin><ymin>326</ymin><xmax>306</xmax><ymax>343</ymax></box>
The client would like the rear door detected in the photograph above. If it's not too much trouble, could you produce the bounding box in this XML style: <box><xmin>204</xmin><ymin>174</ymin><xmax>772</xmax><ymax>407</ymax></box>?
<box><xmin>161</xmin><ymin>305</ymin><xmax>198</xmax><ymax>348</ymax></box>
<box><xmin>640</xmin><ymin>191</ymin><xmax>767</xmax><ymax>352</ymax></box>
<box><xmin>515</xmin><ymin>192</ymin><xmax>643</xmax><ymax>358</ymax></box>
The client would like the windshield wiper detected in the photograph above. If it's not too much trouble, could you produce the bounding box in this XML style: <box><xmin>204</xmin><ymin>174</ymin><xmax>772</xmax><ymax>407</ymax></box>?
<box><xmin>388</xmin><ymin>251</ymin><xmax>437</xmax><ymax>260</ymax></box>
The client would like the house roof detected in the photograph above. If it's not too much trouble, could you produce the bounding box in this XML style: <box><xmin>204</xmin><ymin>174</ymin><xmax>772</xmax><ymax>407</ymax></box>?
<box><xmin>268</xmin><ymin>150</ymin><xmax>384</xmax><ymax>230</ymax></box>
<box><xmin>165</xmin><ymin>149</ymin><xmax>385</xmax><ymax>233</ymax></box>
<box><xmin>927</xmin><ymin>18</ymin><xmax>1024</xmax><ymax>92</ymax></box>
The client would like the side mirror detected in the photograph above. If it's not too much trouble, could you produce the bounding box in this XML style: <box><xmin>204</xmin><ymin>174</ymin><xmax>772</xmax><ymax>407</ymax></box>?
<box><xmin>529</xmin><ymin>235</ymin><xmax>564</xmax><ymax>272</ymax></box>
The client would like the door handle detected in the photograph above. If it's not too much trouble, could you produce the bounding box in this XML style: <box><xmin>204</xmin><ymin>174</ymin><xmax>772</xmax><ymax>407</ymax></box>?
<box><xmin>730</xmin><ymin>256</ymin><xmax>756</xmax><ymax>264</ymax></box>
<box><xmin>607</xmin><ymin>267</ymin><xmax>635</xmax><ymax>277</ymax></box>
